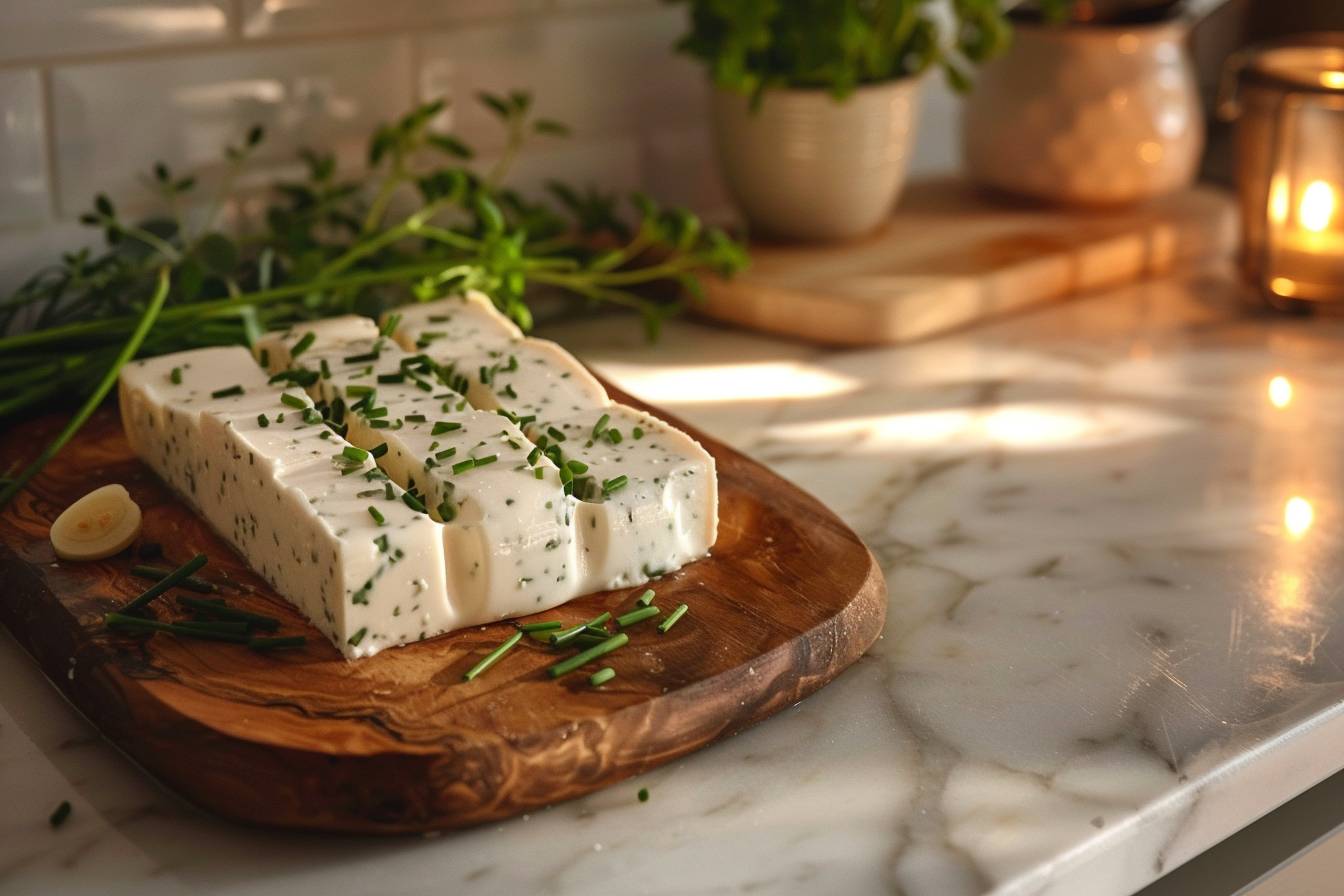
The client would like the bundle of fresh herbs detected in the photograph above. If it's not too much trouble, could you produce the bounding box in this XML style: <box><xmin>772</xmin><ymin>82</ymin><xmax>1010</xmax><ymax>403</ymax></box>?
<box><xmin>0</xmin><ymin>91</ymin><xmax>747</xmax><ymax>506</ymax></box>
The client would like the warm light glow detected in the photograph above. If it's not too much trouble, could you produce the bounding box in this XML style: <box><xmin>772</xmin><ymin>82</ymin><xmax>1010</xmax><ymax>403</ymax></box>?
<box><xmin>603</xmin><ymin>361</ymin><xmax>860</xmax><ymax>405</ymax></box>
<box><xmin>1299</xmin><ymin>180</ymin><xmax>1336</xmax><ymax>233</ymax></box>
<box><xmin>1284</xmin><ymin>496</ymin><xmax>1314</xmax><ymax>539</ymax></box>
<box><xmin>1269</xmin><ymin>174</ymin><xmax>1290</xmax><ymax>225</ymax></box>
<box><xmin>1270</xmin><ymin>277</ymin><xmax>1298</xmax><ymax>297</ymax></box>
<box><xmin>1321</xmin><ymin>71</ymin><xmax>1344</xmax><ymax>89</ymax></box>
<box><xmin>1268</xmin><ymin>375</ymin><xmax>1293</xmax><ymax>408</ymax></box>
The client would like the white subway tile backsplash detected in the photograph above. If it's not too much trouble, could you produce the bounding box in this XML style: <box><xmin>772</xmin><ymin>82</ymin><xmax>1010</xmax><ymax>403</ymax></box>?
<box><xmin>0</xmin><ymin>1</ymin><xmax>229</xmax><ymax>63</ymax></box>
<box><xmin>240</xmin><ymin>0</ymin><xmax>544</xmax><ymax>39</ymax></box>
<box><xmin>483</xmin><ymin>135</ymin><xmax>644</xmax><ymax>200</ymax></box>
<box><xmin>50</xmin><ymin>39</ymin><xmax>413</xmax><ymax>217</ymax></box>
<box><xmin>417</xmin><ymin>6</ymin><xmax>705</xmax><ymax>154</ymax></box>
<box><xmin>0</xmin><ymin>71</ymin><xmax>51</xmax><ymax>228</ymax></box>
<box><xmin>640</xmin><ymin>125</ymin><xmax>728</xmax><ymax>216</ymax></box>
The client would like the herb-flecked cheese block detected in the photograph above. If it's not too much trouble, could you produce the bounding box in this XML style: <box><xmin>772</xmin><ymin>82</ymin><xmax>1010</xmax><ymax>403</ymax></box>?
<box><xmin>383</xmin><ymin>291</ymin><xmax>522</xmax><ymax>357</ymax></box>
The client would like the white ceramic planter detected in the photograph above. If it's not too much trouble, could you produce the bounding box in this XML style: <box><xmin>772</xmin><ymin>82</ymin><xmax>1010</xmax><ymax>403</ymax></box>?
<box><xmin>962</xmin><ymin>18</ymin><xmax>1203</xmax><ymax>206</ymax></box>
<box><xmin>710</xmin><ymin>78</ymin><xmax>920</xmax><ymax>242</ymax></box>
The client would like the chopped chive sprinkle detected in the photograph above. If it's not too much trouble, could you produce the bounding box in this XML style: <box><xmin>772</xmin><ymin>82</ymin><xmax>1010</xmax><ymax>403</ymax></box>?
<box><xmin>347</xmin><ymin>627</ymin><xmax>367</xmax><ymax>647</ymax></box>
<box><xmin>548</xmin><ymin>633</ymin><xmax>628</xmax><ymax>678</ymax></box>
<box><xmin>527</xmin><ymin>447</ymin><xmax>542</xmax><ymax>465</ymax></box>
<box><xmin>370</xmin><ymin>442</ymin><xmax>388</xmax><ymax>459</ymax></box>
<box><xmin>49</xmin><ymin>801</ymin><xmax>72</xmax><ymax>828</ymax></box>
<box><xmin>451</xmin><ymin>458</ymin><xmax>475</xmax><ymax>475</ymax></box>
<box><xmin>567</xmin><ymin>459</ymin><xmax>589</xmax><ymax>474</ymax></box>
<box><xmin>369</xmin><ymin>419</ymin><xmax>390</xmax><ymax>429</ymax></box>
<box><xmin>290</xmin><ymin>331</ymin><xmax>316</xmax><ymax>358</ymax></box>
<box><xmin>373</xmin><ymin>533</ymin><xmax>389</xmax><ymax>552</ymax></box>
<box><xmin>591</xmin><ymin>413</ymin><xmax>610</xmax><ymax>439</ymax></box>
<box><xmin>377</xmin><ymin>372</ymin><xmax>405</xmax><ymax>384</ymax></box>
<box><xmin>501</xmin><ymin>384</ymin><xmax>518</xmax><ymax>399</ymax></box>
<box><xmin>437</xmin><ymin>499</ymin><xmax>457</xmax><ymax>522</ymax></box>
<box><xmin>589</xmin><ymin>667</ymin><xmax>616</xmax><ymax>687</ymax></box>
<box><xmin>406</xmin><ymin>413</ymin><xmax>427</xmax><ymax>423</ymax></box>
<box><xmin>432</xmin><ymin>421</ymin><xmax>462</xmax><ymax>435</ymax></box>
<box><xmin>105</xmin><ymin>612</ymin><xmax>246</xmax><ymax>643</ymax></box>
<box><xmin>606</xmin><ymin>429</ymin><xmax>624</xmax><ymax>445</ymax></box>
<box><xmin>122</xmin><ymin>553</ymin><xmax>208</xmax><ymax>613</ymax></box>
<box><xmin>169</xmin><ymin>366</ymin><xmax>182</xmax><ymax>385</ymax></box>
<box><xmin>380</xmin><ymin>313</ymin><xmax>402</xmax><ymax>337</ymax></box>
<box><xmin>601</xmin><ymin>475</ymin><xmax>629</xmax><ymax>495</ymax></box>
<box><xmin>658</xmin><ymin>603</ymin><xmax>688</xmax><ymax>633</ymax></box>
<box><xmin>210</xmin><ymin>384</ymin><xmax>244</xmax><ymax>399</ymax></box>
<box><xmin>280</xmin><ymin>392</ymin><xmax>306</xmax><ymax>409</ymax></box>
<box><xmin>257</xmin><ymin>413</ymin><xmax>269</xmax><ymax>428</ymax></box>
<box><xmin>616</xmin><ymin>605</ymin><xmax>660</xmax><ymax>628</ymax></box>
<box><xmin>384</xmin><ymin>482</ymin><xmax>394</xmax><ymax>500</ymax></box>
<box><xmin>474</xmin><ymin>454</ymin><xmax>498</xmax><ymax>468</ymax></box>
<box><xmin>551</xmin><ymin>612</ymin><xmax>612</xmax><ymax>645</ymax></box>
<box><xmin>341</xmin><ymin>445</ymin><xmax>369</xmax><ymax>462</ymax></box>
<box><xmin>259</xmin><ymin>349</ymin><xmax>270</xmax><ymax>368</ymax></box>
<box><xmin>302</xmin><ymin>408</ymin><xmax>323</xmax><ymax>425</ymax></box>
<box><xmin>367</xmin><ymin>506</ymin><xmax>385</xmax><ymax>525</ymax></box>
<box><xmin>633</xmin><ymin>427</ymin><xmax>645</xmax><ymax>440</ymax></box>
<box><xmin>534</xmin><ymin>468</ymin><xmax>544</xmax><ymax>479</ymax></box>
<box><xmin>434</xmin><ymin>446</ymin><xmax>457</xmax><ymax>460</ymax></box>
<box><xmin>517</xmin><ymin>620</ymin><xmax>562</xmax><ymax>632</ymax></box>
<box><xmin>131</xmin><ymin>565</ymin><xmax>217</xmax><ymax>593</ymax></box>
<box><xmin>344</xmin><ymin>349</ymin><xmax>380</xmax><ymax>363</ymax></box>
<box><xmin>179</xmin><ymin>597</ymin><xmax>280</xmax><ymax>630</ymax></box>
<box><xmin>346</xmin><ymin>384</ymin><xmax>375</xmax><ymax>397</ymax></box>
<box><xmin>635</xmin><ymin>589</ymin><xmax>655</xmax><ymax>607</ymax></box>
<box><xmin>463</xmin><ymin>630</ymin><xmax>523</xmax><ymax>681</ymax></box>
<box><xmin>402</xmin><ymin>492</ymin><xmax>427</xmax><ymax>513</ymax></box>
<box><xmin>547</xmin><ymin>426</ymin><xmax>566</xmax><ymax>442</ymax></box>
<box><xmin>638</xmin><ymin>788</ymin><xmax>649</xmax><ymax>802</ymax></box>
<box><xmin>320</xmin><ymin>358</ymin><xmax>332</xmax><ymax>379</ymax></box>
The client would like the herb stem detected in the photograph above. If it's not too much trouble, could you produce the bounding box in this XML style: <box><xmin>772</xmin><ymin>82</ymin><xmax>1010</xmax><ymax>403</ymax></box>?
<box><xmin>463</xmin><ymin>630</ymin><xmax>523</xmax><ymax>681</ymax></box>
<box><xmin>122</xmin><ymin>552</ymin><xmax>209</xmax><ymax>613</ymax></box>
<box><xmin>548</xmin><ymin>632</ymin><xmax>628</xmax><ymax>678</ymax></box>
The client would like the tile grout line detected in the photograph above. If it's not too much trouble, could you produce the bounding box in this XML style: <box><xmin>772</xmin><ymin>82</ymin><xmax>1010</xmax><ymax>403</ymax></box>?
<box><xmin>36</xmin><ymin>66</ymin><xmax>62</xmax><ymax>221</ymax></box>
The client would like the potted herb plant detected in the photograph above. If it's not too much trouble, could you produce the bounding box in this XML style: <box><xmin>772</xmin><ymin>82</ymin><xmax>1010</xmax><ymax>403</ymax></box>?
<box><xmin>962</xmin><ymin>0</ymin><xmax>1207</xmax><ymax>205</ymax></box>
<box><xmin>670</xmin><ymin>0</ymin><xmax>1011</xmax><ymax>242</ymax></box>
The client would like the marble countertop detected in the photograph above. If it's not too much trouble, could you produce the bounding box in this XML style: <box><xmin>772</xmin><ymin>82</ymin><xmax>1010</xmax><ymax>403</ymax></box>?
<box><xmin>6</xmin><ymin>262</ymin><xmax>1344</xmax><ymax>895</ymax></box>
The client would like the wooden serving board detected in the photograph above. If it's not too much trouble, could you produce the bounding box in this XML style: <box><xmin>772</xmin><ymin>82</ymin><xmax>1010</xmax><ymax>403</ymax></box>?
<box><xmin>0</xmin><ymin>384</ymin><xmax>884</xmax><ymax>833</ymax></box>
<box><xmin>699</xmin><ymin>178</ymin><xmax>1238</xmax><ymax>346</ymax></box>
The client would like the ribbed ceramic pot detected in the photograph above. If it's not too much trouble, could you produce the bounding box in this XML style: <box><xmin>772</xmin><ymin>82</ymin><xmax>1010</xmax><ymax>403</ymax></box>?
<box><xmin>710</xmin><ymin>78</ymin><xmax>920</xmax><ymax>242</ymax></box>
<box><xmin>962</xmin><ymin>18</ymin><xmax>1203</xmax><ymax>205</ymax></box>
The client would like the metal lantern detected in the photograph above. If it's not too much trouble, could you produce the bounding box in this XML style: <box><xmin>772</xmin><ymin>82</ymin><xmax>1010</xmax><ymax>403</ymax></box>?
<box><xmin>1221</xmin><ymin>34</ymin><xmax>1344</xmax><ymax>308</ymax></box>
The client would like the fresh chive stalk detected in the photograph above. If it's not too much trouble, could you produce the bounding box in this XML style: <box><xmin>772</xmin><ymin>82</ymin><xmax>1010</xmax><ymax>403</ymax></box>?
<box><xmin>105</xmin><ymin>612</ymin><xmax>247</xmax><ymax>643</ymax></box>
<box><xmin>550</xmin><ymin>611</ymin><xmax>613</xmax><ymax>645</ymax></box>
<box><xmin>178</xmin><ymin>596</ymin><xmax>280</xmax><ymax>630</ymax></box>
<box><xmin>121</xmin><ymin>553</ymin><xmax>208</xmax><ymax>613</ymax></box>
<box><xmin>635</xmin><ymin>588</ymin><xmax>655</xmax><ymax>607</ymax></box>
<box><xmin>130</xmin><ymin>564</ymin><xmax>217</xmax><ymax>593</ymax></box>
<box><xmin>589</xmin><ymin>667</ymin><xmax>616</xmax><ymax>686</ymax></box>
<box><xmin>548</xmin><ymin>633</ymin><xmax>628</xmax><ymax>678</ymax></box>
<box><xmin>658</xmin><ymin>603</ymin><xmax>688</xmax><ymax>634</ymax></box>
<box><xmin>463</xmin><ymin>630</ymin><xmax>523</xmax><ymax>681</ymax></box>
<box><xmin>616</xmin><ymin>605</ymin><xmax>660</xmax><ymax>628</ymax></box>
<box><xmin>518</xmin><ymin>620</ymin><xmax>562</xmax><ymax>632</ymax></box>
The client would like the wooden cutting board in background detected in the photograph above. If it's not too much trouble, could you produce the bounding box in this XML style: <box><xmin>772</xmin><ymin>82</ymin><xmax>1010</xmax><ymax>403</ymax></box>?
<box><xmin>698</xmin><ymin>178</ymin><xmax>1238</xmax><ymax>346</ymax></box>
<box><xmin>0</xmin><ymin>382</ymin><xmax>884</xmax><ymax>833</ymax></box>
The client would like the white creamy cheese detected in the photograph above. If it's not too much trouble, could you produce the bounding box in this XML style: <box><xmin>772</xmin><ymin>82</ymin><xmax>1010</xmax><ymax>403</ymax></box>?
<box><xmin>536</xmin><ymin>403</ymin><xmax>717</xmax><ymax>592</ymax></box>
<box><xmin>287</xmin><ymin>337</ymin><xmax>585</xmax><ymax>624</ymax></box>
<box><xmin>119</xmin><ymin>347</ymin><xmax>454</xmax><ymax>659</ymax></box>
<box><xmin>384</xmin><ymin>291</ymin><xmax>522</xmax><ymax>358</ymax></box>
<box><xmin>253</xmin><ymin>315</ymin><xmax>380</xmax><ymax>371</ymax></box>
<box><xmin>445</xmin><ymin>339</ymin><xmax>611</xmax><ymax>423</ymax></box>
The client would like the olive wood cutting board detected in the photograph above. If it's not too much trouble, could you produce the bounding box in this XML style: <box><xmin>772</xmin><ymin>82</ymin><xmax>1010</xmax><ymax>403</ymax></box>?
<box><xmin>698</xmin><ymin>178</ymin><xmax>1238</xmax><ymax>346</ymax></box>
<box><xmin>0</xmin><ymin>383</ymin><xmax>885</xmax><ymax>833</ymax></box>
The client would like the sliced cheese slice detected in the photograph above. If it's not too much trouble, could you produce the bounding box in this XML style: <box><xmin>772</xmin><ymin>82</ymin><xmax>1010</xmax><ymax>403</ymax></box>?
<box><xmin>384</xmin><ymin>291</ymin><xmax>522</xmax><ymax>357</ymax></box>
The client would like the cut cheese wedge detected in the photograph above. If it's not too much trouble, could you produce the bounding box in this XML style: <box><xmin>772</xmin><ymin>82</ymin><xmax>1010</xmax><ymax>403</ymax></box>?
<box><xmin>383</xmin><ymin>291</ymin><xmax>521</xmax><ymax>358</ymax></box>
<box><xmin>254</xmin><ymin>315</ymin><xmax>380</xmax><ymax>372</ymax></box>
<box><xmin>274</xmin><ymin>337</ymin><xmax>585</xmax><ymax>624</ymax></box>
<box><xmin>537</xmin><ymin>403</ymin><xmax>717</xmax><ymax>592</ymax></box>
<box><xmin>120</xmin><ymin>347</ymin><xmax>453</xmax><ymax>658</ymax></box>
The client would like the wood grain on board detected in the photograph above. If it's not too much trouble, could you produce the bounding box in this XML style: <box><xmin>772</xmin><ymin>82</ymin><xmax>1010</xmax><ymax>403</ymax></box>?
<box><xmin>0</xmin><ymin>384</ymin><xmax>885</xmax><ymax>833</ymax></box>
<box><xmin>699</xmin><ymin>178</ymin><xmax>1238</xmax><ymax>345</ymax></box>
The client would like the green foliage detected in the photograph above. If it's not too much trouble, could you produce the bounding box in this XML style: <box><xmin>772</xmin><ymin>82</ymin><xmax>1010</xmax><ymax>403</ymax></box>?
<box><xmin>667</xmin><ymin>0</ymin><xmax>1014</xmax><ymax>103</ymax></box>
<box><xmin>0</xmin><ymin>91</ymin><xmax>748</xmax><ymax>430</ymax></box>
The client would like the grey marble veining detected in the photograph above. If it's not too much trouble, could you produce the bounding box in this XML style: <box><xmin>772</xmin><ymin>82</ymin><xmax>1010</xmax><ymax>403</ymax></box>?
<box><xmin>5</xmin><ymin>262</ymin><xmax>1344</xmax><ymax>895</ymax></box>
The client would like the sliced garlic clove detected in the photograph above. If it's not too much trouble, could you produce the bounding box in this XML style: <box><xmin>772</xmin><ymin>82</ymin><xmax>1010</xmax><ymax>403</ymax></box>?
<box><xmin>50</xmin><ymin>484</ymin><xmax>143</xmax><ymax>561</ymax></box>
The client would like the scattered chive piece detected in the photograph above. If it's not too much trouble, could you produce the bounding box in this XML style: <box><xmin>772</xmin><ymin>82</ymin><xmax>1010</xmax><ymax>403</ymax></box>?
<box><xmin>546</xmin><ymin>426</ymin><xmax>566</xmax><ymax>442</ymax></box>
<box><xmin>384</xmin><ymin>482</ymin><xmax>394</xmax><ymax>500</ymax></box>
<box><xmin>527</xmin><ymin>447</ymin><xmax>542</xmax><ymax>466</ymax></box>
<box><xmin>320</xmin><ymin>358</ymin><xmax>332</xmax><ymax>379</ymax></box>
<box><xmin>591</xmin><ymin>413</ymin><xmax>610</xmax><ymax>439</ymax></box>
<box><xmin>589</xmin><ymin>667</ymin><xmax>616</xmax><ymax>687</ymax></box>
<box><xmin>122</xmin><ymin>553</ymin><xmax>208</xmax><ymax>613</ymax></box>
<box><xmin>259</xmin><ymin>349</ymin><xmax>270</xmax><ymax>368</ymax></box>
<box><xmin>463</xmin><ymin>630</ymin><xmax>523</xmax><ymax>681</ymax></box>
<box><xmin>607</xmin><ymin>429</ymin><xmax>624</xmax><ymax>445</ymax></box>
<box><xmin>341</xmin><ymin>445</ymin><xmax>369</xmax><ymax>462</ymax></box>
<box><xmin>434</xmin><ymin>446</ymin><xmax>457</xmax><ymax>460</ymax></box>
<box><xmin>567</xmin><ymin>459</ymin><xmax>589</xmax><ymax>474</ymax></box>
<box><xmin>169</xmin><ymin>366</ymin><xmax>182</xmax><ymax>385</ymax></box>
<box><xmin>130</xmin><ymin>564</ymin><xmax>217</xmax><ymax>593</ymax></box>
<box><xmin>517</xmin><ymin>620</ymin><xmax>562</xmax><ymax>632</ymax></box>
<box><xmin>658</xmin><ymin>603</ymin><xmax>688</xmax><ymax>634</ymax></box>
<box><xmin>367</xmin><ymin>506</ymin><xmax>385</xmax><ymax>526</ymax></box>
<box><xmin>346</xmin><ymin>384</ymin><xmax>374</xmax><ymax>397</ymax></box>
<box><xmin>432</xmin><ymin>421</ymin><xmax>462</xmax><ymax>435</ymax></box>
<box><xmin>210</xmin><ymin>384</ymin><xmax>243</xmax><ymax>399</ymax></box>
<box><xmin>302</xmin><ymin>408</ymin><xmax>323</xmax><ymax>425</ymax></box>
<box><xmin>347</xmin><ymin>627</ymin><xmax>367</xmax><ymax>647</ymax></box>
<box><xmin>49</xmin><ymin>800</ymin><xmax>72</xmax><ymax>828</ymax></box>
<box><xmin>616</xmin><ymin>605</ymin><xmax>660</xmax><ymax>628</ymax></box>
<box><xmin>474</xmin><ymin>454</ymin><xmax>498</xmax><ymax>468</ymax></box>
<box><xmin>635</xmin><ymin>589</ymin><xmax>655</xmax><ymax>607</ymax></box>
<box><xmin>550</xmin><ymin>611</ymin><xmax>613</xmax><ymax>645</ymax></box>
<box><xmin>406</xmin><ymin>413</ymin><xmax>428</xmax><ymax>423</ymax></box>
<box><xmin>374</xmin><ymin>533</ymin><xmax>389</xmax><ymax>552</ymax></box>
<box><xmin>179</xmin><ymin>597</ymin><xmax>279</xmax><ymax>630</ymax></box>
<box><xmin>451</xmin><ymin>458</ymin><xmax>475</xmax><ymax>475</ymax></box>
<box><xmin>290</xmin><ymin>331</ymin><xmax>316</xmax><ymax>358</ymax></box>
<box><xmin>177</xmin><ymin>619</ymin><xmax>250</xmax><ymax>635</ymax></box>
<box><xmin>633</xmin><ymin>427</ymin><xmax>644</xmax><ymax>440</ymax></box>
<box><xmin>436</xmin><ymin>499</ymin><xmax>457</xmax><ymax>522</ymax></box>
<box><xmin>548</xmin><ymin>633</ymin><xmax>628</xmax><ymax>678</ymax></box>
<box><xmin>370</xmin><ymin>442</ymin><xmax>388</xmax><ymax>459</ymax></box>
<box><xmin>280</xmin><ymin>392</ymin><xmax>306</xmax><ymax>409</ymax></box>
<box><xmin>402</xmin><ymin>492</ymin><xmax>427</xmax><ymax>513</ymax></box>
<box><xmin>601</xmin><ymin>475</ymin><xmax>629</xmax><ymax>495</ymax></box>
<box><xmin>248</xmin><ymin>636</ymin><xmax>306</xmax><ymax>651</ymax></box>
<box><xmin>380</xmin><ymin>313</ymin><xmax>402</xmax><ymax>337</ymax></box>
<box><xmin>638</xmin><ymin>788</ymin><xmax>649</xmax><ymax>802</ymax></box>
<box><xmin>534</xmin><ymin>468</ymin><xmax>544</xmax><ymax>479</ymax></box>
<box><xmin>105</xmin><ymin>612</ymin><xmax>246</xmax><ymax>643</ymax></box>
<box><xmin>344</xmin><ymin>349</ymin><xmax>381</xmax><ymax>363</ymax></box>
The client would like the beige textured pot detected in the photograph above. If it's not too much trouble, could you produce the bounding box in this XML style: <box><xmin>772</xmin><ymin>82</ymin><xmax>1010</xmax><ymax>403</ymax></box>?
<box><xmin>963</xmin><ymin>18</ymin><xmax>1203</xmax><ymax>205</ymax></box>
<box><xmin>710</xmin><ymin>78</ymin><xmax>920</xmax><ymax>242</ymax></box>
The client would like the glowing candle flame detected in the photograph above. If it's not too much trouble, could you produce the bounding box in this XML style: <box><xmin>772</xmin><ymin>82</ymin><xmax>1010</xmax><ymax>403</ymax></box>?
<box><xmin>1268</xmin><ymin>375</ymin><xmax>1293</xmax><ymax>408</ymax></box>
<box><xmin>1269</xmin><ymin>174</ymin><xmax>1290</xmax><ymax>225</ymax></box>
<box><xmin>1285</xmin><ymin>496</ymin><xmax>1314</xmax><ymax>539</ymax></box>
<box><xmin>1321</xmin><ymin>71</ymin><xmax>1344</xmax><ymax>89</ymax></box>
<box><xmin>1300</xmin><ymin>181</ymin><xmax>1336</xmax><ymax>233</ymax></box>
